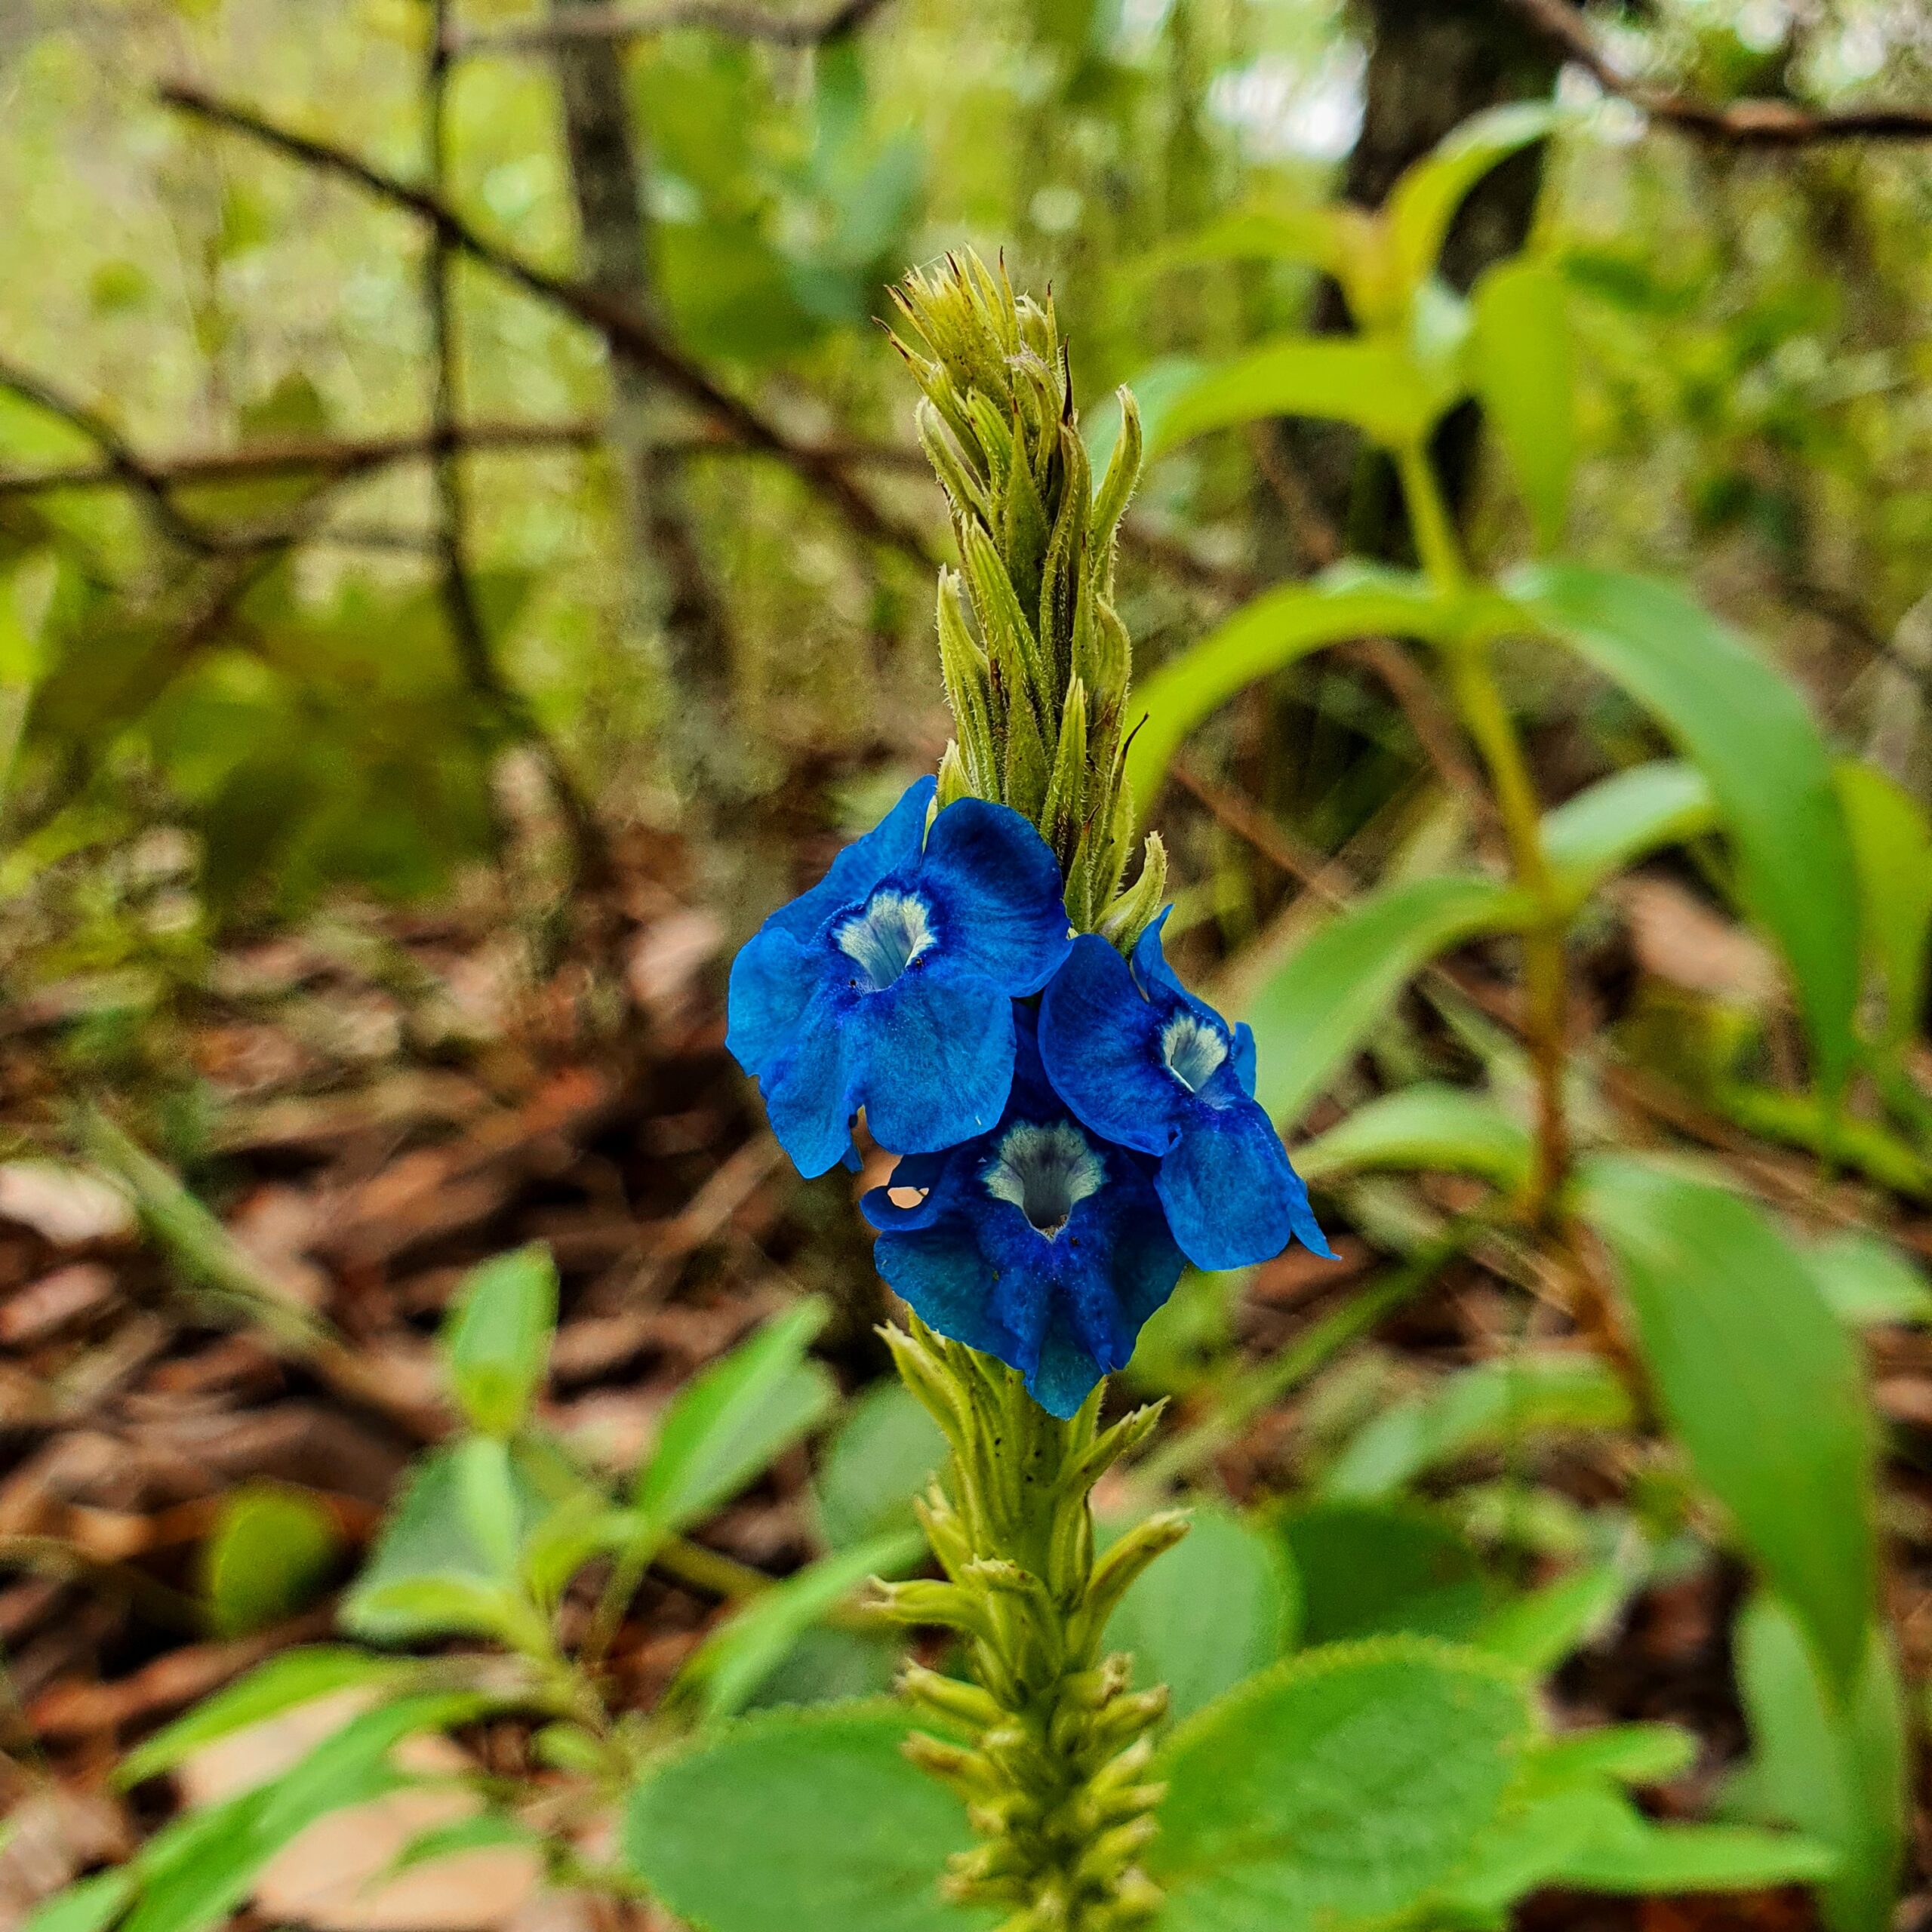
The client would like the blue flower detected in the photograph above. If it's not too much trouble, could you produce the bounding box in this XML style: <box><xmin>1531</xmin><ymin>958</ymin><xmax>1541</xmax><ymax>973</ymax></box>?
<box><xmin>1037</xmin><ymin>911</ymin><xmax>1333</xmax><ymax>1272</ymax></box>
<box><xmin>727</xmin><ymin>777</ymin><xmax>1074</xmax><ymax>1178</ymax></box>
<box><xmin>862</xmin><ymin>1015</ymin><xmax>1185</xmax><ymax>1418</ymax></box>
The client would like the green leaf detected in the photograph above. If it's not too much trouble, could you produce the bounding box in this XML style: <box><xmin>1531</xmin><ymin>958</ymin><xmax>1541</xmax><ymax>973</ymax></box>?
<box><xmin>672</xmin><ymin>1528</ymin><xmax>925</xmax><ymax>1722</ymax></box>
<box><xmin>1734</xmin><ymin>1594</ymin><xmax>1906</xmax><ymax>1932</ymax></box>
<box><xmin>1294</xmin><ymin>1084</ymin><xmax>1532</xmax><ymax>1193</ymax></box>
<box><xmin>389</xmin><ymin>1815</ymin><xmax>537</xmax><ymax>1878</ymax></box>
<box><xmin>1148</xmin><ymin>1637</ymin><xmax>1531</xmax><ymax>1930</ymax></box>
<box><xmin>441</xmin><ymin>1244</ymin><xmax>558</xmax><ymax>1438</ymax></box>
<box><xmin>1386</xmin><ymin>103</ymin><xmax>1561</xmax><ymax>292</ymax></box>
<box><xmin>1150</xmin><ymin>337</ymin><xmax>1443</xmax><ymax>457</ymax></box>
<box><xmin>1139</xmin><ymin>202</ymin><xmax>1368</xmax><ymax>283</ymax></box>
<box><xmin>1552</xmin><ymin>1800</ymin><xmax>1837</xmax><ymax>1894</ymax></box>
<box><xmin>19</xmin><ymin>1871</ymin><xmax>135</xmax><ymax>1932</ymax></box>
<box><xmin>1103</xmin><ymin>1503</ymin><xmax>1298</xmax><ymax>1722</ymax></box>
<box><xmin>201</xmin><ymin>1484</ymin><xmax>340</xmax><ymax>1638</ymax></box>
<box><xmin>342</xmin><ymin>1444</ymin><xmax>558</xmax><ymax>1649</ymax></box>
<box><xmin>1574</xmin><ymin>1155</ymin><xmax>1877</xmax><ymax>1690</ymax></box>
<box><xmin>1241</xmin><ymin>875</ymin><xmax>1518</xmax><ymax>1128</ymax></box>
<box><xmin>1835</xmin><ymin>760</ymin><xmax>1932</xmax><ymax>1053</ymax></box>
<box><xmin>1534</xmin><ymin>1724</ymin><xmax>1699</xmax><ymax>1787</ymax></box>
<box><xmin>1281</xmin><ymin>1500</ymin><xmax>1492</xmax><ymax>1644</ymax></box>
<box><xmin>1540</xmin><ymin>760</ymin><xmax>1718</xmax><ymax>908</ymax></box>
<box><xmin>814</xmin><ymin>1381</ymin><xmax>946</xmax><ymax>1549</ymax></box>
<box><xmin>1471</xmin><ymin>258</ymin><xmax>1574</xmax><ymax>551</ymax></box>
<box><xmin>1512</xmin><ymin>564</ymin><xmax>1862</xmax><ymax>1093</ymax></box>
<box><xmin>634</xmin><ymin>1300</ymin><xmax>837</xmax><ymax>1540</ymax></box>
<box><xmin>1473</xmin><ymin>1561</ymin><xmax>1632</xmax><ymax>1672</ymax></box>
<box><xmin>1124</xmin><ymin>571</ymin><xmax>1463</xmax><ymax>816</ymax></box>
<box><xmin>622</xmin><ymin>1702</ymin><xmax>994</xmax><ymax>1932</ymax></box>
<box><xmin>1804</xmin><ymin>1231</ymin><xmax>1932</xmax><ymax>1327</ymax></box>
<box><xmin>1321</xmin><ymin>1352</ymin><xmax>1631</xmax><ymax>1500</ymax></box>
<box><xmin>120</xmin><ymin>1647</ymin><xmax>416</xmax><ymax>1785</ymax></box>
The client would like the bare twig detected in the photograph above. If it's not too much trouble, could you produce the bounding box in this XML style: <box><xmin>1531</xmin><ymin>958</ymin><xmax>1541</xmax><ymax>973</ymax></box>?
<box><xmin>449</xmin><ymin>0</ymin><xmax>891</xmax><ymax>55</ymax></box>
<box><xmin>158</xmin><ymin>81</ymin><xmax>937</xmax><ymax>567</ymax></box>
<box><xmin>0</xmin><ymin>421</ymin><xmax>921</xmax><ymax>500</ymax></box>
<box><xmin>1503</xmin><ymin>0</ymin><xmax>1932</xmax><ymax>145</ymax></box>
<box><xmin>0</xmin><ymin>355</ymin><xmax>226</xmax><ymax>555</ymax></box>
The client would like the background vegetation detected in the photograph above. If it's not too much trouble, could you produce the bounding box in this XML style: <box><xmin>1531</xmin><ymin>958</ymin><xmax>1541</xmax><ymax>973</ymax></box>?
<box><xmin>4</xmin><ymin>2</ymin><xmax>1932</xmax><ymax>1929</ymax></box>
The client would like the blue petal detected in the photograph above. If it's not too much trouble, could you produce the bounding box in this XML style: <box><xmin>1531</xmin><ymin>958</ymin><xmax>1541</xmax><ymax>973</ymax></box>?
<box><xmin>859</xmin><ymin>1150</ymin><xmax>950</xmax><ymax>1231</ymax></box>
<box><xmin>853</xmin><ymin>957</ymin><xmax>1015</xmax><ymax>1155</ymax></box>
<box><xmin>766</xmin><ymin>776</ymin><xmax>937</xmax><ymax>943</ymax></box>
<box><xmin>1081</xmin><ymin>1161</ymin><xmax>1188</xmax><ymax>1343</ymax></box>
<box><xmin>1038</xmin><ymin>935</ymin><xmax>1188</xmax><ymax>1157</ymax></box>
<box><xmin>1029</xmin><ymin>1309</ymin><xmax>1107</xmax><ymax>1420</ymax></box>
<box><xmin>872</xmin><ymin>1217</ymin><xmax>1014</xmax><ymax>1364</ymax></box>
<box><xmin>1231</xmin><ymin>1021</ymin><xmax>1258</xmax><ymax>1098</ymax></box>
<box><xmin>1156</xmin><ymin>1101</ymin><xmax>1335</xmax><ymax>1272</ymax></box>
<box><xmin>724</xmin><ymin>925</ymin><xmax>819</xmax><ymax>1078</ymax></box>
<box><xmin>918</xmin><ymin>798</ymin><xmax>1072</xmax><ymax>995</ymax></box>
<box><xmin>758</xmin><ymin>984</ymin><xmax>863</xmax><ymax>1180</ymax></box>
<box><xmin>1133</xmin><ymin>907</ymin><xmax>1231</xmax><ymax>1038</ymax></box>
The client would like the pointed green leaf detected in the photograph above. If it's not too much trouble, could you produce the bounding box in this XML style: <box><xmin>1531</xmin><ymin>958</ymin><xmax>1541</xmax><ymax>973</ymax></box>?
<box><xmin>1512</xmin><ymin>565</ymin><xmax>1861</xmax><ymax>1093</ymax></box>
<box><xmin>1835</xmin><ymin>760</ymin><xmax>1932</xmax><ymax>1053</ymax></box>
<box><xmin>1540</xmin><ymin>760</ymin><xmax>1718</xmax><ymax>907</ymax></box>
<box><xmin>202</xmin><ymin>1484</ymin><xmax>341</xmax><ymax>1638</ymax></box>
<box><xmin>441</xmin><ymin>1244</ymin><xmax>558</xmax><ymax>1438</ymax></box>
<box><xmin>1294</xmin><ymin>1084</ymin><xmax>1533</xmax><ymax>1193</ymax></box>
<box><xmin>1386</xmin><ymin>103</ymin><xmax>1561</xmax><ymax>291</ymax></box>
<box><xmin>1574</xmin><ymin>1155</ymin><xmax>1877</xmax><ymax>1691</ymax></box>
<box><xmin>1471</xmin><ymin>257</ymin><xmax>1574</xmax><ymax>551</ymax></box>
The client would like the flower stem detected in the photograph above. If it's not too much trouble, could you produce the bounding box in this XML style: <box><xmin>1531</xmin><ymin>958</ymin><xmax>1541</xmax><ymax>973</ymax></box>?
<box><xmin>1395</xmin><ymin>440</ymin><xmax>1569</xmax><ymax>1226</ymax></box>
<box><xmin>877</xmin><ymin>1318</ymin><xmax>1181</xmax><ymax>1930</ymax></box>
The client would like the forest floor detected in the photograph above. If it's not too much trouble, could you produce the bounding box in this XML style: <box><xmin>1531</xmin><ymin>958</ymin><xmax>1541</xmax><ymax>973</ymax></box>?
<box><xmin>2</xmin><ymin>820</ymin><xmax>1929</xmax><ymax>1932</ymax></box>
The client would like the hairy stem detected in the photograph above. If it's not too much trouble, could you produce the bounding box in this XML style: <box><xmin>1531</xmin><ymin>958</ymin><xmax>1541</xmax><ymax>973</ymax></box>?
<box><xmin>1396</xmin><ymin>441</ymin><xmax>1568</xmax><ymax>1224</ymax></box>
<box><xmin>877</xmin><ymin>1318</ymin><xmax>1178</xmax><ymax>1930</ymax></box>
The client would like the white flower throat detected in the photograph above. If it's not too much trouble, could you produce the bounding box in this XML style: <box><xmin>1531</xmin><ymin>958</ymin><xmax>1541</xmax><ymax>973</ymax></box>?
<box><xmin>837</xmin><ymin>890</ymin><xmax>937</xmax><ymax>989</ymax></box>
<box><xmin>1161</xmin><ymin>1011</ymin><xmax>1227</xmax><ymax>1092</ymax></box>
<box><xmin>983</xmin><ymin>1120</ymin><xmax>1106</xmax><ymax>1238</ymax></box>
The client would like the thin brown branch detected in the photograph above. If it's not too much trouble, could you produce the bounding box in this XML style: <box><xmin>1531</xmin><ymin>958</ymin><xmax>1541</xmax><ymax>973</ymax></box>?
<box><xmin>420</xmin><ymin>0</ymin><xmax>611</xmax><ymax>886</ymax></box>
<box><xmin>449</xmin><ymin>0</ymin><xmax>891</xmax><ymax>55</ymax></box>
<box><xmin>1502</xmin><ymin>0</ymin><xmax>1932</xmax><ymax>144</ymax></box>
<box><xmin>0</xmin><ymin>420</ymin><xmax>921</xmax><ymax>500</ymax></box>
<box><xmin>157</xmin><ymin>80</ymin><xmax>937</xmax><ymax>567</ymax></box>
<box><xmin>0</xmin><ymin>355</ymin><xmax>226</xmax><ymax>555</ymax></box>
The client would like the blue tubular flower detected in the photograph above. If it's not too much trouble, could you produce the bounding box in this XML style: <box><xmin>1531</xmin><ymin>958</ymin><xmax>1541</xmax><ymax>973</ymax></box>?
<box><xmin>727</xmin><ymin>777</ymin><xmax>1074</xmax><ymax>1178</ymax></box>
<box><xmin>863</xmin><ymin>1018</ymin><xmax>1185</xmax><ymax>1418</ymax></box>
<box><xmin>1037</xmin><ymin>912</ymin><xmax>1333</xmax><ymax>1273</ymax></box>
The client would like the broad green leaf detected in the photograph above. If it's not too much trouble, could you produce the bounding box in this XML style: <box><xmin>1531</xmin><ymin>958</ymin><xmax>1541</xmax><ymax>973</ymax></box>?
<box><xmin>623</xmin><ymin>1702</ymin><xmax>994</xmax><ymax>1932</ymax></box>
<box><xmin>1281</xmin><ymin>1500</ymin><xmax>1492</xmax><ymax>1644</ymax></box>
<box><xmin>671</xmin><ymin>1528</ymin><xmax>924</xmax><ymax>1722</ymax></box>
<box><xmin>1150</xmin><ymin>337</ymin><xmax>1442</xmax><ymax>457</ymax></box>
<box><xmin>1835</xmin><ymin>761</ymin><xmax>1932</xmax><ymax>1052</ymax></box>
<box><xmin>19</xmin><ymin>1871</ymin><xmax>135</xmax><ymax>1932</ymax></box>
<box><xmin>1574</xmin><ymin>1155</ymin><xmax>1877</xmax><ymax>1690</ymax></box>
<box><xmin>1471</xmin><ymin>257</ymin><xmax>1574</xmax><ymax>551</ymax></box>
<box><xmin>634</xmin><ymin>1300</ymin><xmax>837</xmax><ymax>1540</ymax></box>
<box><xmin>1294</xmin><ymin>1084</ymin><xmax>1532</xmax><ymax>1193</ymax></box>
<box><xmin>1804</xmin><ymin>1230</ymin><xmax>1932</xmax><ymax>1327</ymax></box>
<box><xmin>120</xmin><ymin>1647</ymin><xmax>416</xmax><ymax>1785</ymax></box>
<box><xmin>1149</xmin><ymin>1637</ymin><xmax>1531</xmax><ymax>1930</ymax></box>
<box><xmin>1103</xmin><ymin>1503</ymin><xmax>1298</xmax><ymax>1721</ymax></box>
<box><xmin>1386</xmin><ymin>103</ymin><xmax>1561</xmax><ymax>291</ymax></box>
<box><xmin>441</xmin><ymin>1244</ymin><xmax>558</xmax><ymax>1438</ymax></box>
<box><xmin>342</xmin><ymin>1444</ymin><xmax>559</xmax><ymax>1649</ymax></box>
<box><xmin>813</xmin><ymin>1380</ymin><xmax>946</xmax><ymax>1549</ymax></box>
<box><xmin>1321</xmin><ymin>1352</ymin><xmax>1631</xmax><ymax>1500</ymax></box>
<box><xmin>1734</xmin><ymin>1594</ymin><xmax>1905</xmax><ymax>1932</ymax></box>
<box><xmin>202</xmin><ymin>1484</ymin><xmax>340</xmax><ymax>1638</ymax></box>
<box><xmin>1540</xmin><ymin>760</ymin><xmax>1717</xmax><ymax>907</ymax></box>
<box><xmin>1241</xmin><ymin>875</ymin><xmax>1519</xmax><ymax>1128</ymax></box>
<box><xmin>1125</xmin><ymin>571</ymin><xmax>1463</xmax><ymax>815</ymax></box>
<box><xmin>1512</xmin><ymin>565</ymin><xmax>1861</xmax><ymax>1093</ymax></box>
<box><xmin>1473</xmin><ymin>1561</ymin><xmax>1632</xmax><ymax>1672</ymax></box>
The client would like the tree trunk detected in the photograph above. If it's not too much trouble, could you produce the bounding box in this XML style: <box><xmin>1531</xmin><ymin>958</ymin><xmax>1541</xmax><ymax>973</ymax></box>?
<box><xmin>546</xmin><ymin>4</ymin><xmax>744</xmax><ymax>850</ymax></box>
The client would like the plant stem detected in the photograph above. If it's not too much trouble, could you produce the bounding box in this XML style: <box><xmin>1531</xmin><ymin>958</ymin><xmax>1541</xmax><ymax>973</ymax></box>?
<box><xmin>1396</xmin><ymin>441</ymin><xmax>1570</xmax><ymax>1226</ymax></box>
<box><xmin>878</xmin><ymin>1319</ymin><xmax>1180</xmax><ymax>1930</ymax></box>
